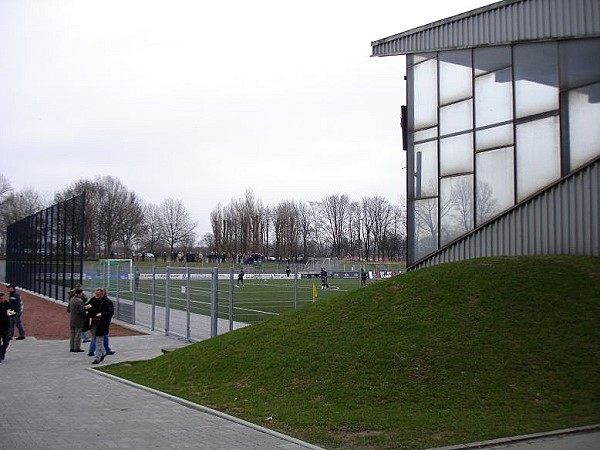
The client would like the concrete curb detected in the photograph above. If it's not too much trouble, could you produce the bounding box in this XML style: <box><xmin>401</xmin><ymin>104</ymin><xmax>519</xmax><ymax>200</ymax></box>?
<box><xmin>427</xmin><ymin>423</ymin><xmax>600</xmax><ymax>449</ymax></box>
<box><xmin>90</xmin><ymin>367</ymin><xmax>327</xmax><ymax>450</ymax></box>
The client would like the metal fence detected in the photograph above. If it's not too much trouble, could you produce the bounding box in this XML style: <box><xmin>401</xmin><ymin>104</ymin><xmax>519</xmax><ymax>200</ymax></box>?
<box><xmin>89</xmin><ymin>263</ymin><xmax>228</xmax><ymax>341</ymax></box>
<box><xmin>5</xmin><ymin>193</ymin><xmax>85</xmax><ymax>301</ymax></box>
<box><xmin>80</xmin><ymin>262</ymin><xmax>386</xmax><ymax>342</ymax></box>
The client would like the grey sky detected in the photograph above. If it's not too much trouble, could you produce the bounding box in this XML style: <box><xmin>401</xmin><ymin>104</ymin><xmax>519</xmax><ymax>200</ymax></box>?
<box><xmin>0</xmin><ymin>0</ymin><xmax>495</xmax><ymax>235</ymax></box>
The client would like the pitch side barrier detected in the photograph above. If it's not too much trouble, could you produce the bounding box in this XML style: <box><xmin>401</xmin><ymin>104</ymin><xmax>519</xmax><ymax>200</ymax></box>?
<box><xmin>300</xmin><ymin>271</ymin><xmax>399</xmax><ymax>280</ymax></box>
<box><xmin>79</xmin><ymin>264</ymin><xmax>402</xmax><ymax>343</ymax></box>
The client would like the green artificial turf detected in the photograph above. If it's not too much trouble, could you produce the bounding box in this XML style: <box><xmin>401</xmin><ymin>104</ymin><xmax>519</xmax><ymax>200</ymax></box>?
<box><xmin>102</xmin><ymin>256</ymin><xmax>600</xmax><ymax>449</ymax></box>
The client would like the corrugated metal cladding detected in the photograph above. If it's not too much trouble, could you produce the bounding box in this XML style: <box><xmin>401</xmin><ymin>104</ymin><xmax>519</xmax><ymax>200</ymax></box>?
<box><xmin>371</xmin><ymin>0</ymin><xmax>600</xmax><ymax>56</ymax></box>
<box><xmin>411</xmin><ymin>159</ymin><xmax>600</xmax><ymax>271</ymax></box>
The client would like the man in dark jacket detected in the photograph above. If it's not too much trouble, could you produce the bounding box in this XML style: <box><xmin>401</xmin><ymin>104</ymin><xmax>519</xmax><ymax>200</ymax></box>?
<box><xmin>67</xmin><ymin>288</ymin><xmax>87</xmax><ymax>352</ymax></box>
<box><xmin>8</xmin><ymin>284</ymin><xmax>25</xmax><ymax>340</ymax></box>
<box><xmin>0</xmin><ymin>292</ymin><xmax>12</xmax><ymax>362</ymax></box>
<box><xmin>87</xmin><ymin>287</ymin><xmax>114</xmax><ymax>364</ymax></box>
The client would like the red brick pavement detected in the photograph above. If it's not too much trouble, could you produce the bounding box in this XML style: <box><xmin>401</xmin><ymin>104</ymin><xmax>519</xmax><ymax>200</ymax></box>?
<box><xmin>4</xmin><ymin>287</ymin><xmax>145</xmax><ymax>340</ymax></box>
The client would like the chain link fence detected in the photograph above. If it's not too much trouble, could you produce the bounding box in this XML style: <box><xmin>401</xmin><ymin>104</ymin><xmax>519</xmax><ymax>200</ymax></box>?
<box><xmin>79</xmin><ymin>261</ymin><xmax>383</xmax><ymax>342</ymax></box>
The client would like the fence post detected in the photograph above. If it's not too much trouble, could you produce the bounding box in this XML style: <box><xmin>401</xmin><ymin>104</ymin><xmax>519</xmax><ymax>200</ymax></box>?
<box><xmin>131</xmin><ymin>266</ymin><xmax>137</xmax><ymax>324</ymax></box>
<box><xmin>115</xmin><ymin>262</ymin><xmax>121</xmax><ymax>320</ymax></box>
<box><xmin>210</xmin><ymin>267</ymin><xmax>218</xmax><ymax>338</ymax></box>
<box><xmin>186</xmin><ymin>266</ymin><xmax>191</xmax><ymax>341</ymax></box>
<box><xmin>165</xmin><ymin>266</ymin><xmax>171</xmax><ymax>336</ymax></box>
<box><xmin>294</xmin><ymin>265</ymin><xmax>298</xmax><ymax>309</ymax></box>
<box><xmin>229</xmin><ymin>267</ymin><xmax>234</xmax><ymax>331</ymax></box>
<box><xmin>151</xmin><ymin>266</ymin><xmax>156</xmax><ymax>331</ymax></box>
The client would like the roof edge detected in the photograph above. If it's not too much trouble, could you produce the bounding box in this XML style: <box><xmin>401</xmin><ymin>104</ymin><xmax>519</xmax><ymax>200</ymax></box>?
<box><xmin>370</xmin><ymin>0</ymin><xmax>518</xmax><ymax>48</ymax></box>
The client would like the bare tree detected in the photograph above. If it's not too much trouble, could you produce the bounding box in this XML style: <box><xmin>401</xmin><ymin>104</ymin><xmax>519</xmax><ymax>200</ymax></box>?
<box><xmin>450</xmin><ymin>177</ymin><xmax>474</xmax><ymax>233</ymax></box>
<box><xmin>414</xmin><ymin>197</ymin><xmax>439</xmax><ymax>257</ymax></box>
<box><xmin>308</xmin><ymin>200</ymin><xmax>327</xmax><ymax>256</ymax></box>
<box><xmin>141</xmin><ymin>204</ymin><xmax>163</xmax><ymax>256</ymax></box>
<box><xmin>273</xmin><ymin>200</ymin><xmax>299</xmax><ymax>259</ymax></box>
<box><xmin>297</xmin><ymin>201</ymin><xmax>313</xmax><ymax>260</ymax></box>
<box><xmin>364</xmin><ymin>196</ymin><xmax>393</xmax><ymax>261</ymax></box>
<box><xmin>55</xmin><ymin>178</ymin><xmax>101</xmax><ymax>257</ymax></box>
<box><xmin>476</xmin><ymin>181</ymin><xmax>499</xmax><ymax>225</ymax></box>
<box><xmin>210</xmin><ymin>203</ymin><xmax>223</xmax><ymax>253</ymax></box>
<box><xmin>157</xmin><ymin>198</ymin><xmax>196</xmax><ymax>258</ymax></box>
<box><xmin>95</xmin><ymin>177</ymin><xmax>131</xmax><ymax>257</ymax></box>
<box><xmin>211</xmin><ymin>190</ymin><xmax>267</xmax><ymax>260</ymax></box>
<box><xmin>201</xmin><ymin>232</ymin><xmax>215</xmax><ymax>250</ymax></box>
<box><xmin>0</xmin><ymin>173</ymin><xmax>11</xmax><ymax>205</ymax></box>
<box><xmin>0</xmin><ymin>174</ymin><xmax>14</xmax><ymax>251</ymax></box>
<box><xmin>346</xmin><ymin>201</ymin><xmax>362</xmax><ymax>259</ymax></box>
<box><xmin>320</xmin><ymin>194</ymin><xmax>350</xmax><ymax>257</ymax></box>
<box><xmin>388</xmin><ymin>201</ymin><xmax>407</xmax><ymax>261</ymax></box>
<box><xmin>118</xmin><ymin>192</ymin><xmax>146</xmax><ymax>257</ymax></box>
<box><xmin>1</xmin><ymin>187</ymin><xmax>47</xmax><ymax>227</ymax></box>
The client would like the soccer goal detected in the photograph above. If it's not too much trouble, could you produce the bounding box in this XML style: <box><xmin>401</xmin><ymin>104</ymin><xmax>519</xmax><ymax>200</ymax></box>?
<box><xmin>98</xmin><ymin>259</ymin><xmax>133</xmax><ymax>292</ymax></box>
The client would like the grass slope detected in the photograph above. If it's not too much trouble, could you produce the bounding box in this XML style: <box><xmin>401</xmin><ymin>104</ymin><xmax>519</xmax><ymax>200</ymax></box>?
<box><xmin>102</xmin><ymin>256</ymin><xmax>600</xmax><ymax>449</ymax></box>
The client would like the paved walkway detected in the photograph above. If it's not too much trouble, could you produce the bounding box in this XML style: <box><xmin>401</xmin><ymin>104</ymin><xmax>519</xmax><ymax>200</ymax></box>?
<box><xmin>0</xmin><ymin>328</ymin><xmax>324</xmax><ymax>450</ymax></box>
<box><xmin>1</xmin><ymin>293</ymin><xmax>598</xmax><ymax>450</ymax></box>
<box><xmin>429</xmin><ymin>426</ymin><xmax>600</xmax><ymax>450</ymax></box>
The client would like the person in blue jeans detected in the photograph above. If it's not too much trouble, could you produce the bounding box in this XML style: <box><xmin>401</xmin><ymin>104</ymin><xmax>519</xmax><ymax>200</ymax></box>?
<box><xmin>7</xmin><ymin>284</ymin><xmax>25</xmax><ymax>340</ymax></box>
<box><xmin>86</xmin><ymin>288</ymin><xmax>115</xmax><ymax>357</ymax></box>
<box><xmin>88</xmin><ymin>333</ymin><xmax>114</xmax><ymax>356</ymax></box>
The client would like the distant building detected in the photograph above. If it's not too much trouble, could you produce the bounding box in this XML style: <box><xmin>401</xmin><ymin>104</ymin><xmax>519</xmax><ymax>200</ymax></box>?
<box><xmin>372</xmin><ymin>0</ymin><xmax>600</xmax><ymax>269</ymax></box>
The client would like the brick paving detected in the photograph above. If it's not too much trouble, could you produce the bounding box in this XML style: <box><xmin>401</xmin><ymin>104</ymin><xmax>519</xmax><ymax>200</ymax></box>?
<box><xmin>0</xmin><ymin>291</ymin><xmax>323</xmax><ymax>450</ymax></box>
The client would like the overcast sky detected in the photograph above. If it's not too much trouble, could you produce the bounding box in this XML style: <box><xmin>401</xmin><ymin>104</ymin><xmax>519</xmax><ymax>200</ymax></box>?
<box><xmin>0</xmin><ymin>0</ymin><xmax>495</xmax><ymax>235</ymax></box>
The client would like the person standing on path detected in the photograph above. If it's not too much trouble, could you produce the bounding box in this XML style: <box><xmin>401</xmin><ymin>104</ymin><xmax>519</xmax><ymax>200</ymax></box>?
<box><xmin>0</xmin><ymin>292</ymin><xmax>12</xmax><ymax>362</ymax></box>
<box><xmin>87</xmin><ymin>288</ymin><xmax>114</xmax><ymax>364</ymax></box>
<box><xmin>7</xmin><ymin>284</ymin><xmax>25</xmax><ymax>340</ymax></box>
<box><xmin>69</xmin><ymin>283</ymin><xmax>91</xmax><ymax>342</ymax></box>
<box><xmin>67</xmin><ymin>288</ymin><xmax>87</xmax><ymax>352</ymax></box>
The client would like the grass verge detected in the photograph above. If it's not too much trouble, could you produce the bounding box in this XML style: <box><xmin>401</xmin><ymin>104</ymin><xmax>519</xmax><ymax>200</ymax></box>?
<box><xmin>102</xmin><ymin>255</ymin><xmax>600</xmax><ymax>449</ymax></box>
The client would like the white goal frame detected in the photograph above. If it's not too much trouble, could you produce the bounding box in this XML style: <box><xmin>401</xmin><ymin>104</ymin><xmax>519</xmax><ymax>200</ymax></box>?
<box><xmin>98</xmin><ymin>259</ymin><xmax>133</xmax><ymax>292</ymax></box>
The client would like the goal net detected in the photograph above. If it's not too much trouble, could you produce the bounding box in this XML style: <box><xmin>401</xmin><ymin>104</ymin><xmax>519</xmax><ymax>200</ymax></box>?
<box><xmin>97</xmin><ymin>259</ymin><xmax>133</xmax><ymax>292</ymax></box>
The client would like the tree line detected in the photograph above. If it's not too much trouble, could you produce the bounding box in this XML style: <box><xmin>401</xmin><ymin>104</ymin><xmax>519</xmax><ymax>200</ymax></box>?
<box><xmin>209</xmin><ymin>189</ymin><xmax>406</xmax><ymax>262</ymax></box>
<box><xmin>0</xmin><ymin>174</ymin><xmax>406</xmax><ymax>262</ymax></box>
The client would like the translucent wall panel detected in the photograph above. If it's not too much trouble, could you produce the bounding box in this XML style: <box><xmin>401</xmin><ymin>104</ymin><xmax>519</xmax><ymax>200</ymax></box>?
<box><xmin>440</xmin><ymin>175</ymin><xmax>474</xmax><ymax>245</ymax></box>
<box><xmin>439</xmin><ymin>50</ymin><xmax>472</xmax><ymax>105</ymax></box>
<box><xmin>516</xmin><ymin>116</ymin><xmax>561</xmax><ymax>201</ymax></box>
<box><xmin>569</xmin><ymin>83</ymin><xmax>600</xmax><ymax>170</ymax></box>
<box><xmin>514</xmin><ymin>42</ymin><xmax>559</xmax><ymax>118</ymax></box>
<box><xmin>414</xmin><ymin>141</ymin><xmax>438</xmax><ymax>198</ymax></box>
<box><xmin>560</xmin><ymin>38</ymin><xmax>600</xmax><ymax>89</ymax></box>
<box><xmin>440</xmin><ymin>99</ymin><xmax>473</xmax><ymax>136</ymax></box>
<box><xmin>413</xmin><ymin>198</ymin><xmax>438</xmax><ymax>260</ymax></box>
<box><xmin>413</xmin><ymin>58</ymin><xmax>438</xmax><ymax>129</ymax></box>
<box><xmin>413</xmin><ymin>127</ymin><xmax>437</xmax><ymax>143</ymax></box>
<box><xmin>476</xmin><ymin>124</ymin><xmax>513</xmax><ymax>151</ymax></box>
<box><xmin>476</xmin><ymin>147</ymin><xmax>515</xmax><ymax>224</ymax></box>
<box><xmin>474</xmin><ymin>46</ymin><xmax>511</xmax><ymax>76</ymax></box>
<box><xmin>475</xmin><ymin>68</ymin><xmax>513</xmax><ymax>127</ymax></box>
<box><xmin>413</xmin><ymin>53</ymin><xmax>436</xmax><ymax>65</ymax></box>
<box><xmin>440</xmin><ymin>133</ymin><xmax>473</xmax><ymax>176</ymax></box>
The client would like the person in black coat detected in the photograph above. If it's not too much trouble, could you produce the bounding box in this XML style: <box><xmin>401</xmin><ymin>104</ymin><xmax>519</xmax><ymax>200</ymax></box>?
<box><xmin>0</xmin><ymin>292</ymin><xmax>12</xmax><ymax>362</ymax></box>
<box><xmin>8</xmin><ymin>284</ymin><xmax>25</xmax><ymax>340</ymax></box>
<box><xmin>87</xmin><ymin>288</ymin><xmax>114</xmax><ymax>364</ymax></box>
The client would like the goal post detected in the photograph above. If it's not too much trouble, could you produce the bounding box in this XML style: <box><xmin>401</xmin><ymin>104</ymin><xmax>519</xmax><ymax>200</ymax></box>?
<box><xmin>98</xmin><ymin>259</ymin><xmax>133</xmax><ymax>292</ymax></box>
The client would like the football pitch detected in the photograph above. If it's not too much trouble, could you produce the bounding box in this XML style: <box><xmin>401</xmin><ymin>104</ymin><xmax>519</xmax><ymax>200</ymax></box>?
<box><xmin>128</xmin><ymin>275</ymin><xmax>366</xmax><ymax>325</ymax></box>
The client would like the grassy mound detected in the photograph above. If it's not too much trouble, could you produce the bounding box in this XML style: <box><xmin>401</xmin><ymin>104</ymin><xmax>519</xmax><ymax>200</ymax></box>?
<box><xmin>103</xmin><ymin>256</ymin><xmax>600</xmax><ymax>449</ymax></box>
